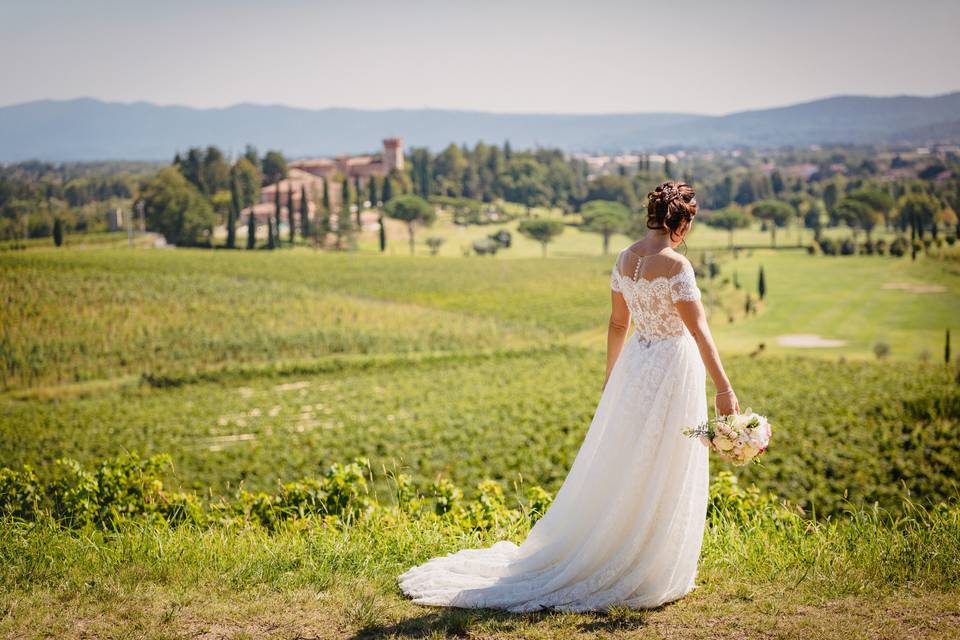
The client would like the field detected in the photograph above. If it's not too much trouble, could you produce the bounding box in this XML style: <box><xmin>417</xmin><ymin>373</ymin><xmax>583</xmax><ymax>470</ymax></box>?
<box><xmin>366</xmin><ymin>205</ymin><xmax>907</xmax><ymax>259</ymax></box>
<box><xmin>1</xmin><ymin>242</ymin><xmax>959</xmax><ymax>639</ymax></box>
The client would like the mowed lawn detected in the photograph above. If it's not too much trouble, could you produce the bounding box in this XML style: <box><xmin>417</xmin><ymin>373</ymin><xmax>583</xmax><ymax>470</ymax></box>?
<box><xmin>710</xmin><ymin>249</ymin><xmax>960</xmax><ymax>360</ymax></box>
<box><xmin>360</xmin><ymin>206</ymin><xmax>906</xmax><ymax>258</ymax></box>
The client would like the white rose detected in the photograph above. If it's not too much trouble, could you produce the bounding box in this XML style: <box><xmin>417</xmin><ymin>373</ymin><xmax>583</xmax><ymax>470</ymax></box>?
<box><xmin>713</xmin><ymin>436</ymin><xmax>735</xmax><ymax>451</ymax></box>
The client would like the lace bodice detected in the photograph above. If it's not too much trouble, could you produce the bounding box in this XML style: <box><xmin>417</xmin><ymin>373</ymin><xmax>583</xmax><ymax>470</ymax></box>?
<box><xmin>611</xmin><ymin>253</ymin><xmax>701</xmax><ymax>342</ymax></box>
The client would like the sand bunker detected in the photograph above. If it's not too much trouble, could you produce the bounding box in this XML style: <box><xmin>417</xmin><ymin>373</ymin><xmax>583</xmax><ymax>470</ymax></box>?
<box><xmin>777</xmin><ymin>334</ymin><xmax>848</xmax><ymax>348</ymax></box>
<box><xmin>882</xmin><ymin>282</ymin><xmax>947</xmax><ymax>294</ymax></box>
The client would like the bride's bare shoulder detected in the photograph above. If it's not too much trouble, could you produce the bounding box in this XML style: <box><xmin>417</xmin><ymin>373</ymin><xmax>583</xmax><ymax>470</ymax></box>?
<box><xmin>661</xmin><ymin>249</ymin><xmax>693</xmax><ymax>275</ymax></box>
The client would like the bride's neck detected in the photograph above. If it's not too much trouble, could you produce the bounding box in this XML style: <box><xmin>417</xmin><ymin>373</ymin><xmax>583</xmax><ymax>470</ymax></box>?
<box><xmin>642</xmin><ymin>231</ymin><xmax>675</xmax><ymax>251</ymax></box>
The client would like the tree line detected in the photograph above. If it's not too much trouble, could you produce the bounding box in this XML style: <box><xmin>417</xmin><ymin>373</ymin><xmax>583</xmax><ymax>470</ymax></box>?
<box><xmin>3</xmin><ymin>142</ymin><xmax>958</xmax><ymax>257</ymax></box>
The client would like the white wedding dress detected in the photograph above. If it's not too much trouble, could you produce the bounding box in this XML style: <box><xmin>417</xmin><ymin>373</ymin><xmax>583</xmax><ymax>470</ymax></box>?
<box><xmin>398</xmin><ymin>249</ymin><xmax>709</xmax><ymax>612</ymax></box>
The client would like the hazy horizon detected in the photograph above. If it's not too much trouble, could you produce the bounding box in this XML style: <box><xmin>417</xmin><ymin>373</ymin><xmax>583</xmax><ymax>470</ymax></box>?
<box><xmin>2</xmin><ymin>0</ymin><xmax>959</xmax><ymax>116</ymax></box>
<box><xmin>4</xmin><ymin>88</ymin><xmax>960</xmax><ymax>117</ymax></box>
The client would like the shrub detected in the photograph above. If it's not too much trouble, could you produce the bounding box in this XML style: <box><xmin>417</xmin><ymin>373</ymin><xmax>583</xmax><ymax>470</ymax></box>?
<box><xmin>707</xmin><ymin>470</ymin><xmax>788</xmax><ymax>523</ymax></box>
<box><xmin>817</xmin><ymin>238</ymin><xmax>839</xmax><ymax>255</ymax></box>
<box><xmin>472</xmin><ymin>239</ymin><xmax>499</xmax><ymax>255</ymax></box>
<box><xmin>429</xmin><ymin>478</ymin><xmax>463</xmax><ymax>516</ymax></box>
<box><xmin>488</xmin><ymin>229</ymin><xmax>512</xmax><ymax>248</ymax></box>
<box><xmin>0</xmin><ymin>453</ymin><xmax>554</xmax><ymax>534</ymax></box>
<box><xmin>0</xmin><ymin>466</ymin><xmax>42</xmax><ymax>520</ymax></box>
<box><xmin>889</xmin><ymin>236</ymin><xmax>908</xmax><ymax>257</ymax></box>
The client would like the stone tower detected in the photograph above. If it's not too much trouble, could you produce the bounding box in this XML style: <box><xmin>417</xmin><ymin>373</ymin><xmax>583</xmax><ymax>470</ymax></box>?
<box><xmin>383</xmin><ymin>138</ymin><xmax>404</xmax><ymax>173</ymax></box>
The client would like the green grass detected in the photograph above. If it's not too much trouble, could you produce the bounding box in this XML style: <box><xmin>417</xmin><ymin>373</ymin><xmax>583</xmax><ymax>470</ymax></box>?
<box><xmin>2</xmin><ymin>240</ymin><xmax>959</xmax><ymax>638</ymax></box>
<box><xmin>710</xmin><ymin>249</ymin><xmax>960</xmax><ymax>360</ymax></box>
<box><xmin>0</xmin><ymin>230</ymin><xmax>158</xmax><ymax>252</ymax></box>
<box><xmin>363</xmin><ymin>207</ymin><xmax>906</xmax><ymax>258</ymax></box>
<box><xmin>1</xmin><ymin>500</ymin><xmax>957</xmax><ymax>639</ymax></box>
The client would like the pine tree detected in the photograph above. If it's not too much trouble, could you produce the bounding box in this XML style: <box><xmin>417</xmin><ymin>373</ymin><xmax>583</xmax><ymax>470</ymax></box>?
<box><xmin>378</xmin><ymin>214</ymin><xmax>386</xmax><ymax>253</ymax></box>
<box><xmin>288</xmin><ymin>184</ymin><xmax>296</xmax><ymax>244</ymax></box>
<box><xmin>758</xmin><ymin>266</ymin><xmax>766</xmax><ymax>300</ymax></box>
<box><xmin>300</xmin><ymin>185</ymin><xmax>310</xmax><ymax>240</ymax></box>
<box><xmin>246</xmin><ymin>207</ymin><xmax>256</xmax><ymax>249</ymax></box>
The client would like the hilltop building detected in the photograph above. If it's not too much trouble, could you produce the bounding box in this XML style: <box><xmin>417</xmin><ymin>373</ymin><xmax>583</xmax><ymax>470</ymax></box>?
<box><xmin>288</xmin><ymin>137</ymin><xmax>404</xmax><ymax>182</ymax></box>
<box><xmin>245</xmin><ymin>138</ymin><xmax>403</xmax><ymax>229</ymax></box>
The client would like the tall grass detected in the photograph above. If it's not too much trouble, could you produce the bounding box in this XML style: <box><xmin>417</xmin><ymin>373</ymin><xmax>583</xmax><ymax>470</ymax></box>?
<box><xmin>2</xmin><ymin>497</ymin><xmax>956</xmax><ymax>604</ymax></box>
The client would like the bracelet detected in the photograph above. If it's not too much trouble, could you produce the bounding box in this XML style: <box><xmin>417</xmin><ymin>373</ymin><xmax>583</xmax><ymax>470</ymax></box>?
<box><xmin>715</xmin><ymin>388</ymin><xmax>735</xmax><ymax>396</ymax></box>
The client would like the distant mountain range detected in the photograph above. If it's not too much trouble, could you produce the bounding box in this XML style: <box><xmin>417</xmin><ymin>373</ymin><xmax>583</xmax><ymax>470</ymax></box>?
<box><xmin>1</xmin><ymin>92</ymin><xmax>959</xmax><ymax>162</ymax></box>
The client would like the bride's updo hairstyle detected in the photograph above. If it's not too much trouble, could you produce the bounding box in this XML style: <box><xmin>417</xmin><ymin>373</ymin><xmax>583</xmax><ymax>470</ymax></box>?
<box><xmin>646</xmin><ymin>181</ymin><xmax>697</xmax><ymax>242</ymax></box>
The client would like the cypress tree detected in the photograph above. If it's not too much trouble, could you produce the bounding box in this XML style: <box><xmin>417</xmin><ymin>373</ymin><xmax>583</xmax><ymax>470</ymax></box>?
<box><xmin>368</xmin><ymin>176</ymin><xmax>378</xmax><ymax>208</ymax></box>
<box><xmin>273</xmin><ymin>185</ymin><xmax>281</xmax><ymax>246</ymax></box>
<box><xmin>341</xmin><ymin>176</ymin><xmax>351</xmax><ymax>228</ymax></box>
<box><xmin>322</xmin><ymin>177</ymin><xmax>330</xmax><ymax>213</ymax></box>
<box><xmin>247</xmin><ymin>207</ymin><xmax>256</xmax><ymax>249</ymax></box>
<box><xmin>382</xmin><ymin>176</ymin><xmax>394</xmax><ymax>204</ymax></box>
<box><xmin>321</xmin><ymin>177</ymin><xmax>331</xmax><ymax>246</ymax></box>
<box><xmin>227</xmin><ymin>173</ymin><xmax>239</xmax><ymax>249</ymax></box>
<box><xmin>300</xmin><ymin>185</ymin><xmax>310</xmax><ymax>240</ymax></box>
<box><xmin>355</xmin><ymin>176</ymin><xmax>363</xmax><ymax>229</ymax></box>
<box><xmin>758</xmin><ymin>266</ymin><xmax>766</xmax><ymax>300</ymax></box>
<box><xmin>378</xmin><ymin>214</ymin><xmax>386</xmax><ymax>253</ymax></box>
<box><xmin>53</xmin><ymin>218</ymin><xmax>64</xmax><ymax>247</ymax></box>
<box><xmin>288</xmin><ymin>183</ymin><xmax>296</xmax><ymax>244</ymax></box>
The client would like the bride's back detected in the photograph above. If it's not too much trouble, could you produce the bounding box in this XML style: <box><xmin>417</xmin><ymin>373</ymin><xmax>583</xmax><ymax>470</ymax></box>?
<box><xmin>615</xmin><ymin>245</ymin><xmax>688</xmax><ymax>283</ymax></box>
<box><xmin>611</xmin><ymin>245</ymin><xmax>701</xmax><ymax>343</ymax></box>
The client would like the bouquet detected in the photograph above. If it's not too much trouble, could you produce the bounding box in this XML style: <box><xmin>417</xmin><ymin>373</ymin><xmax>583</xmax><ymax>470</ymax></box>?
<box><xmin>683</xmin><ymin>410</ymin><xmax>772</xmax><ymax>466</ymax></box>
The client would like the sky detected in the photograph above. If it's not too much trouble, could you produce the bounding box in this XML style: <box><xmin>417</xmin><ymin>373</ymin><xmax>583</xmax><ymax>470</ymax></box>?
<box><xmin>1</xmin><ymin>0</ymin><xmax>958</xmax><ymax>116</ymax></box>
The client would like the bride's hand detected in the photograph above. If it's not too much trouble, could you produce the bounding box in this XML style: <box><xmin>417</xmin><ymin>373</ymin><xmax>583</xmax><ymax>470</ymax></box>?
<box><xmin>714</xmin><ymin>390</ymin><xmax>740</xmax><ymax>416</ymax></box>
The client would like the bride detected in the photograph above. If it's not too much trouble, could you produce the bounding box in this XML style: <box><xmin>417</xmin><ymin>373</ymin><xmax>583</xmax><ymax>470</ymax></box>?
<box><xmin>398</xmin><ymin>181</ymin><xmax>739</xmax><ymax>612</ymax></box>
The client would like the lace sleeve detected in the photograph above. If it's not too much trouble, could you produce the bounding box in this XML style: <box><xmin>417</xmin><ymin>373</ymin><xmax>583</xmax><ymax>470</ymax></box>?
<box><xmin>610</xmin><ymin>263</ymin><xmax>622</xmax><ymax>293</ymax></box>
<box><xmin>669</xmin><ymin>263</ymin><xmax>701</xmax><ymax>303</ymax></box>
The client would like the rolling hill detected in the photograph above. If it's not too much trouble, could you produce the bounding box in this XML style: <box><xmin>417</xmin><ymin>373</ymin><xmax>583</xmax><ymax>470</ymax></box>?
<box><xmin>0</xmin><ymin>92</ymin><xmax>958</xmax><ymax>161</ymax></box>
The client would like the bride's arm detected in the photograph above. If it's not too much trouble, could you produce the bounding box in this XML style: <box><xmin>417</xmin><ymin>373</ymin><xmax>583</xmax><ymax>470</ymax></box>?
<box><xmin>604</xmin><ymin>291</ymin><xmax>630</xmax><ymax>389</ymax></box>
<box><xmin>676</xmin><ymin>300</ymin><xmax>740</xmax><ymax>415</ymax></box>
